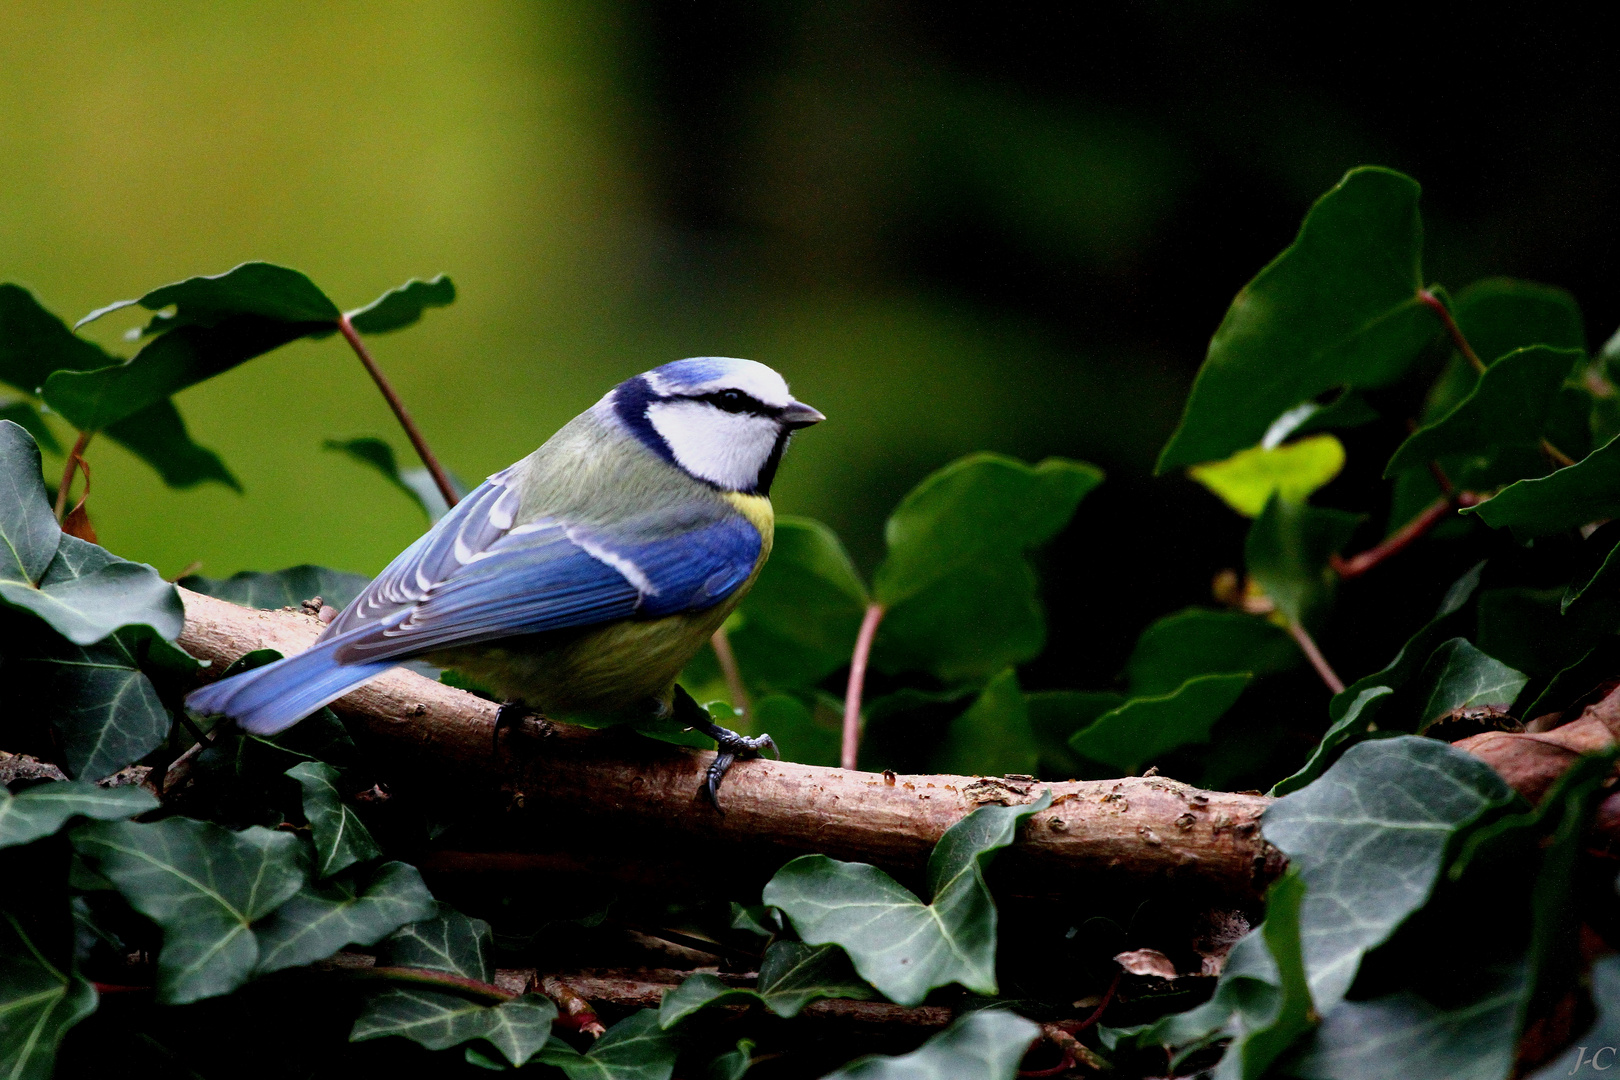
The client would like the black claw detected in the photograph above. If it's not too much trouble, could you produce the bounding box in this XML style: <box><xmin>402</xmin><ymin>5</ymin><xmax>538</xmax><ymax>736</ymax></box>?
<box><xmin>671</xmin><ymin>685</ymin><xmax>773</xmax><ymax>808</ymax></box>
<box><xmin>493</xmin><ymin>701</ymin><xmax>536</xmax><ymax>756</ymax></box>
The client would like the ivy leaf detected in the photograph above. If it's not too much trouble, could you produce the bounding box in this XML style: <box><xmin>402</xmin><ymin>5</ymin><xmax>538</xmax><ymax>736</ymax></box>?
<box><xmin>0</xmin><ymin>911</ymin><xmax>98</xmax><ymax>1080</ymax></box>
<box><xmin>874</xmin><ymin>454</ymin><xmax>1100</xmax><ymax>608</ymax></box>
<box><xmin>930</xmin><ymin>668</ymin><xmax>1037</xmax><ymax>777</ymax></box>
<box><xmin>1563</xmin><ymin>520</ymin><xmax>1620</xmax><ymax>618</ymax></box>
<box><xmin>762</xmin><ymin>792</ymin><xmax>1053</xmax><ymax>1006</ymax></box>
<box><xmin>1262</xmin><ymin>737</ymin><xmax>1515</xmax><ymax>1011</ymax></box>
<box><xmin>1415</xmin><ymin>639</ymin><xmax>1528</xmax><ymax>728</ymax></box>
<box><xmin>0</xmin><ymin>420</ymin><xmax>60</xmax><ymax>585</ymax></box>
<box><xmin>1217</xmin><ymin>870</ymin><xmax>1316</xmax><ymax>1080</ymax></box>
<box><xmin>702</xmin><ymin>1039</ymin><xmax>754</xmax><ymax>1080</ymax></box>
<box><xmin>0</xmin><ymin>781</ymin><xmax>155</xmax><ymax>850</ymax></box>
<box><xmin>0</xmin><ymin>287</ymin><xmax>233</xmax><ymax>489</ymax></box>
<box><xmin>285</xmin><ymin>762</ymin><xmax>381</xmax><ymax>878</ymax></box>
<box><xmin>48</xmin><ymin>263</ymin><xmax>340</xmax><ymax>431</ymax></box>
<box><xmin>180</xmin><ymin>565</ymin><xmax>372</xmax><ymax>611</ymax></box>
<box><xmin>658</xmin><ymin>941</ymin><xmax>876</xmax><ymax>1027</ymax></box>
<box><xmin>1269</xmin><ymin>686</ymin><xmax>1393</xmax><ymax>798</ymax></box>
<box><xmin>1244</xmin><ymin>494</ymin><xmax>1363</xmax><ymax>626</ymax></box>
<box><xmin>1068</xmin><ymin>673</ymin><xmax>1249</xmax><ymax>774</ymax></box>
<box><xmin>1124</xmin><ymin>607</ymin><xmax>1298</xmax><ymax>697</ymax></box>
<box><xmin>1158</xmin><ymin>167</ymin><xmax>1436</xmax><ymax>471</ymax></box>
<box><xmin>1188</xmin><ymin>434</ymin><xmax>1346</xmax><ymax>517</ymax></box>
<box><xmin>1451</xmin><ymin>277</ymin><xmax>1585</xmax><ymax>370</ymax></box>
<box><xmin>347</xmin><ymin>274</ymin><xmax>456</xmax><ymax>334</ymax></box>
<box><xmin>533</xmin><ymin>1009</ymin><xmax>679</xmax><ymax>1080</ymax></box>
<box><xmin>1467</xmin><ymin>433</ymin><xmax>1620</xmax><ymax>538</ymax></box>
<box><xmin>253</xmin><ymin>861</ymin><xmax>435</xmax><ymax>975</ymax></box>
<box><xmin>0</xmin><ymin>399</ymin><xmax>60</xmax><ymax>454</ymax></box>
<box><xmin>820</xmin><ymin>1009</ymin><xmax>1040</xmax><ymax>1080</ymax></box>
<box><xmin>3</xmin><ymin>532</ymin><xmax>184</xmax><ymax>647</ymax></box>
<box><xmin>12</xmin><ymin>627</ymin><xmax>175</xmax><ymax>781</ymax></box>
<box><xmin>723</xmin><ymin>517</ymin><xmax>868</xmax><ymax>692</ymax></box>
<box><xmin>71</xmin><ymin>818</ymin><xmax>307</xmax><ymax>1004</ymax></box>
<box><xmin>351</xmin><ymin>903</ymin><xmax>557</xmax><ymax>1068</ymax></box>
<box><xmin>104</xmin><ymin>399</ymin><xmax>239</xmax><ymax>491</ymax></box>
<box><xmin>1478</xmin><ymin>586</ymin><xmax>1617</xmax><ymax>678</ymax></box>
<box><xmin>749</xmin><ymin>694</ymin><xmax>841</xmax><ymax>768</ymax></box>
<box><xmin>1386</xmin><ymin>345</ymin><xmax>1580</xmax><ymax>477</ymax></box>
<box><xmin>323</xmin><ymin>437</ymin><xmax>455</xmax><ymax>522</ymax></box>
<box><xmin>874</xmin><ymin>554</ymin><xmax>1045</xmax><ymax>682</ymax></box>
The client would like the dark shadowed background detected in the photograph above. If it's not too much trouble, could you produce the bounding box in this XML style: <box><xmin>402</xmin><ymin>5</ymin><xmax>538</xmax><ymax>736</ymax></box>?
<box><xmin>3</xmin><ymin>1</ymin><xmax>1615</xmax><ymax>712</ymax></box>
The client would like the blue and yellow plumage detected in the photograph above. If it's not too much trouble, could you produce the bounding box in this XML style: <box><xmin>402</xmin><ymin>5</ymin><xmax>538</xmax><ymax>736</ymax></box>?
<box><xmin>185</xmin><ymin>357</ymin><xmax>823</xmax><ymax>796</ymax></box>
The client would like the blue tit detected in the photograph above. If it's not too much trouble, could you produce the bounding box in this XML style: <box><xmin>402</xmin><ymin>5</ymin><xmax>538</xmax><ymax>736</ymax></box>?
<box><xmin>185</xmin><ymin>356</ymin><xmax>824</xmax><ymax>801</ymax></box>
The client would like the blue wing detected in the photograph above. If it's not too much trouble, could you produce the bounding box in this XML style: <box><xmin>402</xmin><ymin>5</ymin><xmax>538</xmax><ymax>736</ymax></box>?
<box><xmin>185</xmin><ymin>463</ymin><xmax>761</xmax><ymax>733</ymax></box>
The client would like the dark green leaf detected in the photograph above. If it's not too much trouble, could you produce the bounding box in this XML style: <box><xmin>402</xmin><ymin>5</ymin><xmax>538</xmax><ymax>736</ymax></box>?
<box><xmin>1415</xmin><ymin>639</ymin><xmax>1527</xmax><ymax>727</ymax></box>
<box><xmin>350</xmin><ymin>902</ymin><xmax>556</xmax><ymax>1068</ymax></box>
<box><xmin>1451</xmin><ymin>277</ymin><xmax>1585</xmax><ymax>369</ymax></box>
<box><xmin>874</xmin><ymin>554</ymin><xmax>1045</xmax><ymax>682</ymax></box>
<box><xmin>104</xmin><ymin>399</ymin><xmax>238</xmax><ymax>491</ymax></box>
<box><xmin>1523</xmin><ymin>637</ymin><xmax>1620</xmax><ymax>720</ymax></box>
<box><xmin>751</xmin><ymin>693</ymin><xmax>840</xmax><ymax>768</ymax></box>
<box><xmin>762</xmin><ymin>793</ymin><xmax>1052</xmax><ymax>1006</ymax></box>
<box><xmin>1563</xmin><ymin>519</ymin><xmax>1620</xmax><ymax>618</ymax></box>
<box><xmin>347</xmin><ymin>274</ymin><xmax>456</xmax><ymax>334</ymax></box>
<box><xmin>0</xmin><ymin>911</ymin><xmax>98</xmax><ymax>1080</ymax></box>
<box><xmin>1</xmin><ymin>530</ymin><xmax>183</xmax><ymax>648</ymax></box>
<box><xmin>1245</xmin><ymin>495</ymin><xmax>1363</xmax><ymax>627</ymax></box>
<box><xmin>13</xmin><ymin>627</ymin><xmax>174</xmax><ymax>781</ymax></box>
<box><xmin>1289</xmin><ymin>389</ymin><xmax>1381</xmax><ymax>438</ymax></box>
<box><xmin>1291</xmin><ymin>960</ymin><xmax>1528</xmax><ymax>1080</ymax></box>
<box><xmin>1385</xmin><ymin>346</ymin><xmax>1580</xmax><ymax>477</ymax></box>
<box><xmin>1528</xmin><ymin>955</ymin><xmax>1620</xmax><ymax>1078</ymax></box>
<box><xmin>874</xmin><ymin>454</ymin><xmax>1100</xmax><ymax>607</ymax></box>
<box><xmin>1025</xmin><ymin>690</ymin><xmax>1123</xmax><ymax>778</ymax></box>
<box><xmin>286</xmin><ymin>762</ymin><xmax>381</xmax><ymax>878</ymax></box>
<box><xmin>723</xmin><ymin>517</ymin><xmax>867</xmax><ymax>692</ymax></box>
<box><xmin>1269</xmin><ymin>686</ymin><xmax>1393</xmax><ymax>797</ymax></box>
<box><xmin>1158</xmin><ymin>167</ymin><xmax>1434</xmax><ymax>471</ymax></box>
<box><xmin>0</xmin><ymin>781</ymin><xmax>155</xmax><ymax>850</ymax></box>
<box><xmin>180</xmin><ymin>565</ymin><xmax>372</xmax><ymax>612</ymax></box>
<box><xmin>253</xmin><ymin>861</ymin><xmax>435</xmax><ymax>975</ymax></box>
<box><xmin>71</xmin><ymin>818</ymin><xmax>307</xmax><ymax>1003</ymax></box>
<box><xmin>1067</xmin><ymin>673</ymin><xmax>1249</xmax><ymax>775</ymax></box>
<box><xmin>533</xmin><ymin>1009</ymin><xmax>679</xmax><ymax>1080</ymax></box>
<box><xmin>1263</xmin><ymin>738</ymin><xmax>1515</xmax><ymax>1011</ymax></box>
<box><xmin>0</xmin><ymin>284</ymin><xmax>116</xmax><ymax>395</ymax></box>
<box><xmin>0</xmin><ymin>400</ymin><xmax>60</xmax><ymax>454</ymax></box>
<box><xmin>1467</xmin><ymin>432</ymin><xmax>1620</xmax><ymax>538</ymax></box>
<box><xmin>0</xmin><ymin>420</ymin><xmax>60</xmax><ymax>587</ymax></box>
<box><xmin>659</xmin><ymin>941</ymin><xmax>876</xmax><ymax>1026</ymax></box>
<box><xmin>930</xmin><ymin>669</ymin><xmax>1037</xmax><ymax>777</ymax></box>
<box><xmin>77</xmin><ymin>262</ymin><xmax>339</xmax><ymax>332</ymax></box>
<box><xmin>703</xmin><ymin>1039</ymin><xmax>754</xmax><ymax>1080</ymax></box>
<box><xmin>1125</xmin><ymin>607</ymin><xmax>1298</xmax><ymax>697</ymax></box>
<box><xmin>1477</xmin><ymin>586</ymin><xmax>1615</xmax><ymax>678</ymax></box>
<box><xmin>820</xmin><ymin>1009</ymin><xmax>1040</xmax><ymax>1080</ymax></box>
<box><xmin>1221</xmin><ymin>870</ymin><xmax>1315</xmax><ymax>1080</ymax></box>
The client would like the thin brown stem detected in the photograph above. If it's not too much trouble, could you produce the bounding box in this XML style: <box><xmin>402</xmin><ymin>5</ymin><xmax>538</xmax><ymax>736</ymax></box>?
<box><xmin>1332</xmin><ymin>495</ymin><xmax>1453</xmax><ymax>579</ymax></box>
<box><xmin>336</xmin><ymin>313</ymin><xmax>459</xmax><ymax>509</ymax></box>
<box><xmin>351</xmin><ymin>965</ymin><xmax>517</xmax><ymax>1003</ymax></box>
<box><xmin>53</xmin><ymin>430</ymin><xmax>93</xmax><ymax>523</ymax></box>
<box><xmin>1287</xmin><ymin>620</ymin><xmax>1345</xmax><ymax>695</ymax></box>
<box><xmin>842</xmin><ymin>603</ymin><xmax>886</xmax><ymax>770</ymax></box>
<box><xmin>1540</xmin><ymin>438</ymin><xmax>1577</xmax><ymax>469</ymax></box>
<box><xmin>710</xmin><ymin>624</ymin><xmax>750</xmax><ymax>717</ymax></box>
<box><xmin>1418</xmin><ymin>288</ymin><xmax>1487</xmax><ymax>374</ymax></box>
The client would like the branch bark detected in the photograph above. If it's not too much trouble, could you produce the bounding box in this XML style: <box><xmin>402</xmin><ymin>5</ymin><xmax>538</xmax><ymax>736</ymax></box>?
<box><xmin>176</xmin><ymin>588</ymin><xmax>1284</xmax><ymax>904</ymax></box>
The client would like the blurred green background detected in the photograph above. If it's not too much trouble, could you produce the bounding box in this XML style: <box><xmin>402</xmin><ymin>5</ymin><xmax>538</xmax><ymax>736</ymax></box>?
<box><xmin>4</xmin><ymin>2</ymin><xmax>1617</xmax><ymax>692</ymax></box>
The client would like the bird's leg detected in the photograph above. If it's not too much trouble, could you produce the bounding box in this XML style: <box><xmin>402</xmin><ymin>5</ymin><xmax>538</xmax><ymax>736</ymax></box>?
<box><xmin>671</xmin><ymin>685</ymin><xmax>778</xmax><ymax>809</ymax></box>
<box><xmin>493</xmin><ymin>700</ymin><xmax>542</xmax><ymax>756</ymax></box>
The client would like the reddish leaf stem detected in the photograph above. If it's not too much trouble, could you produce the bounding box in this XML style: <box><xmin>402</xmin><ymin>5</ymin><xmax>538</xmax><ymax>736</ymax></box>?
<box><xmin>710</xmin><ymin>624</ymin><xmax>751</xmax><ymax>717</ymax></box>
<box><xmin>53</xmin><ymin>430</ymin><xmax>93</xmax><ymax>523</ymax></box>
<box><xmin>1418</xmin><ymin>288</ymin><xmax>1486</xmax><ymax>374</ymax></box>
<box><xmin>841</xmin><ymin>603</ymin><xmax>886</xmax><ymax>770</ymax></box>
<box><xmin>336</xmin><ymin>313</ymin><xmax>460</xmax><ymax>509</ymax></box>
<box><xmin>1287</xmin><ymin>620</ymin><xmax>1345</xmax><ymax>695</ymax></box>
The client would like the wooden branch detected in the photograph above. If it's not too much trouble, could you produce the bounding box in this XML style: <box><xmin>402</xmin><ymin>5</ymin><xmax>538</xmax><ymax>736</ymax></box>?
<box><xmin>176</xmin><ymin>589</ymin><xmax>1283</xmax><ymax>904</ymax></box>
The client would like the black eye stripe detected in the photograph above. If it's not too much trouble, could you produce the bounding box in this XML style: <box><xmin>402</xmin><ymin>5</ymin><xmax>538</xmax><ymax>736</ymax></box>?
<box><xmin>684</xmin><ymin>390</ymin><xmax>776</xmax><ymax>415</ymax></box>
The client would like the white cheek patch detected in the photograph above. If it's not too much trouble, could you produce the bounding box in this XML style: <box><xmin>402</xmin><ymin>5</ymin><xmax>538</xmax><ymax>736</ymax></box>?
<box><xmin>648</xmin><ymin>400</ymin><xmax>780</xmax><ymax>490</ymax></box>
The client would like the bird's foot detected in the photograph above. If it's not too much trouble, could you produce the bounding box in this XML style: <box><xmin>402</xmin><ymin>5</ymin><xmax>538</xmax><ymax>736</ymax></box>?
<box><xmin>670</xmin><ymin>685</ymin><xmax>777</xmax><ymax>809</ymax></box>
<box><xmin>493</xmin><ymin>701</ymin><xmax>543</xmax><ymax>756</ymax></box>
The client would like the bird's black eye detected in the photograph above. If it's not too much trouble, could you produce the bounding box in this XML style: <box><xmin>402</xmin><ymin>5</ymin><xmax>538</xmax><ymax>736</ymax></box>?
<box><xmin>705</xmin><ymin>389</ymin><xmax>753</xmax><ymax>413</ymax></box>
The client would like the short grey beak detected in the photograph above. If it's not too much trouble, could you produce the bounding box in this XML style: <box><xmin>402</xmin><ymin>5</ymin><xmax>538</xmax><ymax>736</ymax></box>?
<box><xmin>780</xmin><ymin>401</ymin><xmax>826</xmax><ymax>429</ymax></box>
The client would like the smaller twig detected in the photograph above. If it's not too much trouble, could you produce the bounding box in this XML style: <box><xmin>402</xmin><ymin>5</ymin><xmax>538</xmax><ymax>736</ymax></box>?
<box><xmin>1540</xmin><ymin>438</ymin><xmax>1577</xmax><ymax>470</ymax></box>
<box><xmin>541</xmin><ymin>976</ymin><xmax>607</xmax><ymax>1039</ymax></box>
<box><xmin>1418</xmin><ymin>289</ymin><xmax>1486</xmax><ymax>374</ymax></box>
<box><xmin>53</xmin><ymin>431</ymin><xmax>93</xmax><ymax>523</ymax></box>
<box><xmin>710</xmin><ymin>625</ymin><xmax>750</xmax><ymax>717</ymax></box>
<box><xmin>842</xmin><ymin>603</ymin><xmax>886</xmax><ymax>770</ymax></box>
<box><xmin>1332</xmin><ymin>489</ymin><xmax>1482</xmax><ymax>579</ymax></box>
<box><xmin>1073</xmin><ymin>970</ymin><xmax>1121</xmax><ymax>1034</ymax></box>
<box><xmin>352</xmin><ymin>965</ymin><xmax>517</xmax><ymax>1003</ymax></box>
<box><xmin>1287</xmin><ymin>621</ymin><xmax>1345</xmax><ymax>695</ymax></box>
<box><xmin>335</xmin><ymin>313</ymin><xmax>459</xmax><ymax>510</ymax></box>
<box><xmin>1041</xmin><ymin>1025</ymin><xmax>1110</xmax><ymax>1073</ymax></box>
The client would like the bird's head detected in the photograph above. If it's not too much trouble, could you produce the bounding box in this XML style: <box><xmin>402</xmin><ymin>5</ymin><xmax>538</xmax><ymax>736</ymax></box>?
<box><xmin>608</xmin><ymin>357</ymin><xmax>824</xmax><ymax>495</ymax></box>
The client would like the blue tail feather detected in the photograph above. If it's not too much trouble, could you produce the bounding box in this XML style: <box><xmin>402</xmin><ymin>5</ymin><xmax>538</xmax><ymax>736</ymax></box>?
<box><xmin>184</xmin><ymin>635</ymin><xmax>394</xmax><ymax>735</ymax></box>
